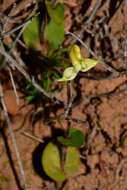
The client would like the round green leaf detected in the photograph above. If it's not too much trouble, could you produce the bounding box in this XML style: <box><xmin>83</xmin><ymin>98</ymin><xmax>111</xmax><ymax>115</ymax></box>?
<box><xmin>42</xmin><ymin>142</ymin><xmax>65</xmax><ymax>182</ymax></box>
<box><xmin>64</xmin><ymin>147</ymin><xmax>80</xmax><ymax>177</ymax></box>
<box><xmin>58</xmin><ymin>128</ymin><xmax>85</xmax><ymax>147</ymax></box>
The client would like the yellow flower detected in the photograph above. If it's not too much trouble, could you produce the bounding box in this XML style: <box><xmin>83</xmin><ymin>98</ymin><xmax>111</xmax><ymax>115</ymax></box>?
<box><xmin>57</xmin><ymin>44</ymin><xmax>99</xmax><ymax>82</ymax></box>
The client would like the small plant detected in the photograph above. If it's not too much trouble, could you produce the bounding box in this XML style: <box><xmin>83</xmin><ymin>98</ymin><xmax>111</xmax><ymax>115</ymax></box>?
<box><xmin>42</xmin><ymin>44</ymin><xmax>99</xmax><ymax>182</ymax></box>
<box><xmin>22</xmin><ymin>1</ymin><xmax>98</xmax><ymax>183</ymax></box>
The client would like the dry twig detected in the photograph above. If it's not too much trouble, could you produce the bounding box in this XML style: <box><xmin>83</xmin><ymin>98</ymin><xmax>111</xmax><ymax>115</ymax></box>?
<box><xmin>21</xmin><ymin>131</ymin><xmax>44</xmax><ymax>143</ymax></box>
<box><xmin>0</xmin><ymin>48</ymin><xmax>55</xmax><ymax>101</ymax></box>
<box><xmin>8</xmin><ymin>67</ymin><xmax>20</xmax><ymax>105</ymax></box>
<box><xmin>0</xmin><ymin>82</ymin><xmax>29</xmax><ymax>190</ymax></box>
<box><xmin>85</xmin><ymin>0</ymin><xmax>102</xmax><ymax>25</ymax></box>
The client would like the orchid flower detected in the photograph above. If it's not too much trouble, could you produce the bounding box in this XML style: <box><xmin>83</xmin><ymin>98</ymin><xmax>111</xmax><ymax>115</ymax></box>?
<box><xmin>57</xmin><ymin>44</ymin><xmax>99</xmax><ymax>82</ymax></box>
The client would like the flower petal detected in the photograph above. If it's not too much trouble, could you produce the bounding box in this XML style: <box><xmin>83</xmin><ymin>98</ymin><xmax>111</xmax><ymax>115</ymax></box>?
<box><xmin>81</xmin><ymin>58</ymin><xmax>98</xmax><ymax>72</ymax></box>
<box><xmin>69</xmin><ymin>45</ymin><xmax>82</xmax><ymax>72</ymax></box>
<box><xmin>57</xmin><ymin>67</ymin><xmax>78</xmax><ymax>82</ymax></box>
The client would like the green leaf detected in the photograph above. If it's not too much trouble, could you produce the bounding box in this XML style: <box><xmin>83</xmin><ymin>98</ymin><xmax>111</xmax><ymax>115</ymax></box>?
<box><xmin>45</xmin><ymin>0</ymin><xmax>64</xmax><ymax>24</ymax></box>
<box><xmin>58</xmin><ymin>128</ymin><xmax>85</xmax><ymax>147</ymax></box>
<box><xmin>44</xmin><ymin>20</ymin><xmax>64</xmax><ymax>49</ymax></box>
<box><xmin>64</xmin><ymin>147</ymin><xmax>80</xmax><ymax>177</ymax></box>
<box><xmin>23</xmin><ymin>16</ymin><xmax>40</xmax><ymax>48</ymax></box>
<box><xmin>26</xmin><ymin>95</ymin><xmax>35</xmax><ymax>102</ymax></box>
<box><xmin>57</xmin><ymin>67</ymin><xmax>78</xmax><ymax>82</ymax></box>
<box><xmin>42</xmin><ymin>142</ymin><xmax>65</xmax><ymax>182</ymax></box>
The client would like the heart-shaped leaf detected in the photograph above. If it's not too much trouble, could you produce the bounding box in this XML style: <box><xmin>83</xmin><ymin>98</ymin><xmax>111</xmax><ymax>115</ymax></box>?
<box><xmin>64</xmin><ymin>147</ymin><xmax>80</xmax><ymax>177</ymax></box>
<box><xmin>58</xmin><ymin>128</ymin><xmax>85</xmax><ymax>147</ymax></box>
<box><xmin>42</xmin><ymin>142</ymin><xmax>65</xmax><ymax>182</ymax></box>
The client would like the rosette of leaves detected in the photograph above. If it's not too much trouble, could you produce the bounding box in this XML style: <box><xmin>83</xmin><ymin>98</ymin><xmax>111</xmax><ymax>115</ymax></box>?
<box><xmin>42</xmin><ymin>128</ymin><xmax>85</xmax><ymax>182</ymax></box>
<box><xmin>57</xmin><ymin>44</ymin><xmax>99</xmax><ymax>82</ymax></box>
<box><xmin>42</xmin><ymin>142</ymin><xmax>80</xmax><ymax>182</ymax></box>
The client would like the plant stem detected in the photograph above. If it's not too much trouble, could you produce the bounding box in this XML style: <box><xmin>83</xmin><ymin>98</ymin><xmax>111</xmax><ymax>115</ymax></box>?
<box><xmin>64</xmin><ymin>81</ymin><xmax>73</xmax><ymax>128</ymax></box>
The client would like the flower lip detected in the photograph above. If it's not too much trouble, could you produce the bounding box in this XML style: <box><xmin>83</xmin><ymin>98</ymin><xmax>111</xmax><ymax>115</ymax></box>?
<box><xmin>57</xmin><ymin>67</ymin><xmax>78</xmax><ymax>82</ymax></box>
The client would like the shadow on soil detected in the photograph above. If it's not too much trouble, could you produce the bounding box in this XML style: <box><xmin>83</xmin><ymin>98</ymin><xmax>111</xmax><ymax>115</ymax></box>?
<box><xmin>32</xmin><ymin>127</ymin><xmax>66</xmax><ymax>181</ymax></box>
